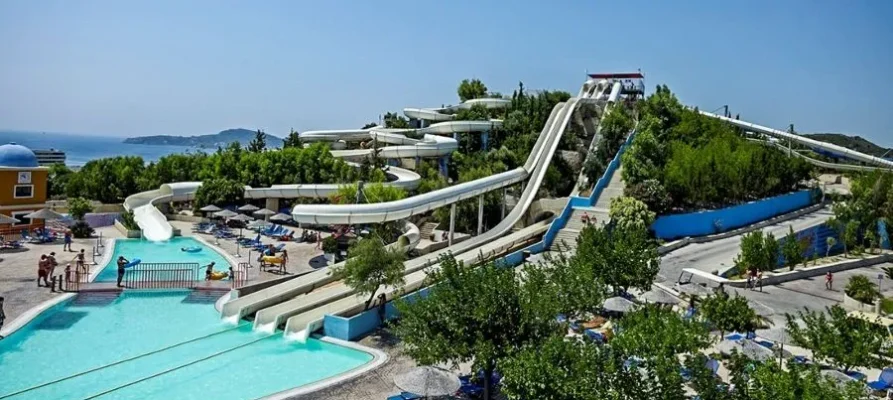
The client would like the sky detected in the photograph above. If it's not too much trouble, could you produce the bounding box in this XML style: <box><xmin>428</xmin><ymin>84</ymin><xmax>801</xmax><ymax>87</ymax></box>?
<box><xmin>1</xmin><ymin>0</ymin><xmax>891</xmax><ymax>146</ymax></box>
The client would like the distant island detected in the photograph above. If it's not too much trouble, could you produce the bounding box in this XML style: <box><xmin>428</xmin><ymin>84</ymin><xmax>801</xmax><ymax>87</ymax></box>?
<box><xmin>123</xmin><ymin>128</ymin><xmax>283</xmax><ymax>148</ymax></box>
<box><xmin>804</xmin><ymin>133</ymin><xmax>891</xmax><ymax>158</ymax></box>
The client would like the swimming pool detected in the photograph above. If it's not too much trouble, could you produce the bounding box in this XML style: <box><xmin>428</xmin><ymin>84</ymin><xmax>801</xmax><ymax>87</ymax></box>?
<box><xmin>95</xmin><ymin>237</ymin><xmax>231</xmax><ymax>282</ymax></box>
<box><xmin>0</xmin><ymin>291</ymin><xmax>374</xmax><ymax>399</ymax></box>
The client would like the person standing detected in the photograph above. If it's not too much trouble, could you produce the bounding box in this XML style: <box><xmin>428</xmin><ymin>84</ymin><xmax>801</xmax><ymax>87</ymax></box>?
<box><xmin>204</xmin><ymin>262</ymin><xmax>216</xmax><ymax>280</ymax></box>
<box><xmin>116</xmin><ymin>256</ymin><xmax>129</xmax><ymax>288</ymax></box>
<box><xmin>63</xmin><ymin>229</ymin><xmax>73</xmax><ymax>251</ymax></box>
<box><xmin>76</xmin><ymin>249</ymin><xmax>86</xmax><ymax>271</ymax></box>
<box><xmin>756</xmin><ymin>271</ymin><xmax>764</xmax><ymax>292</ymax></box>
<box><xmin>37</xmin><ymin>255</ymin><xmax>49</xmax><ymax>287</ymax></box>
<box><xmin>825</xmin><ymin>272</ymin><xmax>833</xmax><ymax>290</ymax></box>
<box><xmin>46</xmin><ymin>252</ymin><xmax>59</xmax><ymax>282</ymax></box>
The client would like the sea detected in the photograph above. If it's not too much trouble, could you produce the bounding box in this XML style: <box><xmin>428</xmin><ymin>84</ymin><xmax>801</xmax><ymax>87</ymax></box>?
<box><xmin>0</xmin><ymin>130</ymin><xmax>204</xmax><ymax>167</ymax></box>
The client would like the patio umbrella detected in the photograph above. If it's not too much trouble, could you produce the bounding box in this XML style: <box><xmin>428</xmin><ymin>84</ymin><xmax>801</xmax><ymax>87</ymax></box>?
<box><xmin>254</xmin><ymin>208</ymin><xmax>276</xmax><ymax>221</ymax></box>
<box><xmin>394</xmin><ymin>366</ymin><xmax>460</xmax><ymax>397</ymax></box>
<box><xmin>603</xmin><ymin>296</ymin><xmax>636</xmax><ymax>313</ymax></box>
<box><xmin>25</xmin><ymin>208</ymin><xmax>64</xmax><ymax>221</ymax></box>
<box><xmin>755</xmin><ymin>326</ymin><xmax>794</xmax><ymax>346</ymax></box>
<box><xmin>674</xmin><ymin>283</ymin><xmax>713</xmax><ymax>297</ymax></box>
<box><xmin>270</xmin><ymin>213</ymin><xmax>292</xmax><ymax>222</ymax></box>
<box><xmin>718</xmin><ymin>339</ymin><xmax>774</xmax><ymax>362</ymax></box>
<box><xmin>640</xmin><ymin>288</ymin><xmax>680</xmax><ymax>305</ymax></box>
<box><xmin>0</xmin><ymin>214</ymin><xmax>20</xmax><ymax>224</ymax></box>
<box><xmin>821</xmin><ymin>369</ymin><xmax>858</xmax><ymax>387</ymax></box>
<box><xmin>213</xmin><ymin>209</ymin><xmax>239</xmax><ymax>219</ymax></box>
<box><xmin>248</xmin><ymin>220</ymin><xmax>267</xmax><ymax>230</ymax></box>
<box><xmin>228</xmin><ymin>214</ymin><xmax>254</xmax><ymax>245</ymax></box>
<box><xmin>238</xmin><ymin>204</ymin><xmax>260</xmax><ymax>212</ymax></box>
<box><xmin>199</xmin><ymin>204</ymin><xmax>222</xmax><ymax>212</ymax></box>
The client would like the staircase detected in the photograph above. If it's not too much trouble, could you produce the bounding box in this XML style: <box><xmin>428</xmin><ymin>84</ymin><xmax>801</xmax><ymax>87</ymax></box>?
<box><xmin>548</xmin><ymin>165</ymin><xmax>626</xmax><ymax>252</ymax></box>
<box><xmin>418</xmin><ymin>222</ymin><xmax>439</xmax><ymax>241</ymax></box>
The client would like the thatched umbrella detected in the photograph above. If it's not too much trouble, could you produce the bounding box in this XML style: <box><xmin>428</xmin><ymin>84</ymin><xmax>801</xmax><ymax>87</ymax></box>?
<box><xmin>254</xmin><ymin>208</ymin><xmax>276</xmax><ymax>221</ymax></box>
<box><xmin>821</xmin><ymin>369</ymin><xmax>858</xmax><ymax>387</ymax></box>
<box><xmin>25</xmin><ymin>208</ymin><xmax>65</xmax><ymax>231</ymax></box>
<box><xmin>213</xmin><ymin>209</ymin><xmax>239</xmax><ymax>219</ymax></box>
<box><xmin>0</xmin><ymin>214</ymin><xmax>20</xmax><ymax>224</ymax></box>
<box><xmin>238</xmin><ymin>204</ymin><xmax>260</xmax><ymax>212</ymax></box>
<box><xmin>640</xmin><ymin>288</ymin><xmax>680</xmax><ymax>305</ymax></box>
<box><xmin>229</xmin><ymin>214</ymin><xmax>254</xmax><ymax>236</ymax></box>
<box><xmin>394</xmin><ymin>366</ymin><xmax>460</xmax><ymax>397</ymax></box>
<box><xmin>603</xmin><ymin>296</ymin><xmax>636</xmax><ymax>313</ymax></box>
<box><xmin>270</xmin><ymin>213</ymin><xmax>292</xmax><ymax>222</ymax></box>
<box><xmin>200</xmin><ymin>204</ymin><xmax>221</xmax><ymax>212</ymax></box>
<box><xmin>718</xmin><ymin>339</ymin><xmax>774</xmax><ymax>362</ymax></box>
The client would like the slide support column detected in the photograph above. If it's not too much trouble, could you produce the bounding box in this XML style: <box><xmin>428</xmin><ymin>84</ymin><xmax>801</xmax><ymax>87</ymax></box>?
<box><xmin>477</xmin><ymin>195</ymin><xmax>484</xmax><ymax>236</ymax></box>
<box><xmin>448</xmin><ymin>203</ymin><xmax>456</xmax><ymax>246</ymax></box>
<box><xmin>501</xmin><ymin>188</ymin><xmax>507</xmax><ymax>220</ymax></box>
<box><xmin>439</xmin><ymin>155</ymin><xmax>449</xmax><ymax>177</ymax></box>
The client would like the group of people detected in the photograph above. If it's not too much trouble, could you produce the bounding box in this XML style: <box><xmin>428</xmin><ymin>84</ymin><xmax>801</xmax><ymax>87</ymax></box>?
<box><xmin>37</xmin><ymin>252</ymin><xmax>59</xmax><ymax>287</ymax></box>
<box><xmin>745</xmin><ymin>269</ymin><xmax>764</xmax><ymax>291</ymax></box>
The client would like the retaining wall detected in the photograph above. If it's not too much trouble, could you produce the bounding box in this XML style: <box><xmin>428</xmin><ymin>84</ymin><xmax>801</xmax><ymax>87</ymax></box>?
<box><xmin>651</xmin><ymin>189</ymin><xmax>819</xmax><ymax>240</ymax></box>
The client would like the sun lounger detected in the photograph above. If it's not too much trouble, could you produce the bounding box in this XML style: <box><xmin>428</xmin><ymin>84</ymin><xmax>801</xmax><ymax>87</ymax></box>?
<box><xmin>386</xmin><ymin>392</ymin><xmax>421</xmax><ymax>400</ymax></box>
<box><xmin>868</xmin><ymin>368</ymin><xmax>893</xmax><ymax>391</ymax></box>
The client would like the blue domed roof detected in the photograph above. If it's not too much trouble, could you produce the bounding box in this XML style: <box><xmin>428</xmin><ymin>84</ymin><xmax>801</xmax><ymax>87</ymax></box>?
<box><xmin>0</xmin><ymin>143</ymin><xmax>39</xmax><ymax>168</ymax></box>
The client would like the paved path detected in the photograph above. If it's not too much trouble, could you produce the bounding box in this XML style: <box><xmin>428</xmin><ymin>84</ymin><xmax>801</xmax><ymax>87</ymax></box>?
<box><xmin>658</xmin><ymin>206</ymin><xmax>834</xmax><ymax>283</ymax></box>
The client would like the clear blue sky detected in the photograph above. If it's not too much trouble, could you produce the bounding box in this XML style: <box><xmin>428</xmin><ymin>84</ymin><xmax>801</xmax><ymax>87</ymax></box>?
<box><xmin>1</xmin><ymin>0</ymin><xmax>891</xmax><ymax>145</ymax></box>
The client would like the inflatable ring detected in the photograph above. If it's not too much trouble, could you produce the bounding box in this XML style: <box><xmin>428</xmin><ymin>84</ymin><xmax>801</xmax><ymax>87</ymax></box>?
<box><xmin>181</xmin><ymin>247</ymin><xmax>202</xmax><ymax>253</ymax></box>
<box><xmin>262</xmin><ymin>255</ymin><xmax>284</xmax><ymax>265</ymax></box>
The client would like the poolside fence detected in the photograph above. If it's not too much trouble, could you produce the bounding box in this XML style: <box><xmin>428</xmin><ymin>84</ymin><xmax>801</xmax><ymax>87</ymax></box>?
<box><xmin>121</xmin><ymin>262</ymin><xmax>200</xmax><ymax>289</ymax></box>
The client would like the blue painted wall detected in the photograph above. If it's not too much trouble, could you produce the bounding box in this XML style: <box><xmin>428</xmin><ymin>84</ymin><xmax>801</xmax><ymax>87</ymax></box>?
<box><xmin>880</xmin><ymin>220</ymin><xmax>891</xmax><ymax>250</ymax></box>
<box><xmin>323</xmin><ymin>287</ymin><xmax>432</xmax><ymax>341</ymax></box>
<box><xmin>774</xmin><ymin>223</ymin><xmax>844</xmax><ymax>268</ymax></box>
<box><xmin>650</xmin><ymin>190</ymin><xmax>819</xmax><ymax>240</ymax></box>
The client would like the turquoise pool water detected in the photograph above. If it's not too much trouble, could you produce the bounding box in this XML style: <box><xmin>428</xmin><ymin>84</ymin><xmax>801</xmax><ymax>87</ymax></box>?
<box><xmin>96</xmin><ymin>238</ymin><xmax>231</xmax><ymax>282</ymax></box>
<box><xmin>0</xmin><ymin>291</ymin><xmax>373</xmax><ymax>400</ymax></box>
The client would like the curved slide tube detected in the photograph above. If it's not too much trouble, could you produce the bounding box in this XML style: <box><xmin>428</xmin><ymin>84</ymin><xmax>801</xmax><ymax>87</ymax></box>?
<box><xmin>751</xmin><ymin>139</ymin><xmax>884</xmax><ymax>173</ymax></box>
<box><xmin>279</xmin><ymin>98</ymin><xmax>585</xmax><ymax>337</ymax></box>
<box><xmin>220</xmin><ymin>100</ymin><xmax>568</xmax><ymax>324</ymax></box>
<box><xmin>224</xmin><ymin>96</ymin><xmax>589</xmax><ymax>339</ymax></box>
<box><xmin>124</xmin><ymin>182</ymin><xmax>202</xmax><ymax>241</ymax></box>
<box><xmin>701</xmin><ymin>111</ymin><xmax>893</xmax><ymax>170</ymax></box>
<box><xmin>402</xmin><ymin>98</ymin><xmax>511</xmax><ymax>121</ymax></box>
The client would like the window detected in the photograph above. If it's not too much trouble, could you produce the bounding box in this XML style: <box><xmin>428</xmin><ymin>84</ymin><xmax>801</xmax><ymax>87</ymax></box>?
<box><xmin>14</xmin><ymin>185</ymin><xmax>33</xmax><ymax>198</ymax></box>
<box><xmin>11</xmin><ymin>211</ymin><xmax>30</xmax><ymax>226</ymax></box>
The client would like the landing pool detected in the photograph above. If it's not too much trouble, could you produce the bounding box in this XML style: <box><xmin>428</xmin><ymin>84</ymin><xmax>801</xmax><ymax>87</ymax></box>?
<box><xmin>0</xmin><ymin>291</ymin><xmax>374</xmax><ymax>399</ymax></box>
<box><xmin>95</xmin><ymin>237</ymin><xmax>231</xmax><ymax>282</ymax></box>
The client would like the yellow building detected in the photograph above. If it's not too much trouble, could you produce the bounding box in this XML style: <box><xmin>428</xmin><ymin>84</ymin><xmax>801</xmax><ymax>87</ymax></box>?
<box><xmin>0</xmin><ymin>143</ymin><xmax>49</xmax><ymax>228</ymax></box>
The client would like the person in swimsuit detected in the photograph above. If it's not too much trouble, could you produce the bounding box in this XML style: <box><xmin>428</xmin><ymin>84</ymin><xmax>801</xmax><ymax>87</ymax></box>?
<box><xmin>117</xmin><ymin>256</ymin><xmax>129</xmax><ymax>287</ymax></box>
<box><xmin>37</xmin><ymin>255</ymin><xmax>49</xmax><ymax>287</ymax></box>
<box><xmin>0</xmin><ymin>296</ymin><xmax>5</xmax><ymax>332</ymax></box>
<box><xmin>63</xmin><ymin>229</ymin><xmax>73</xmax><ymax>252</ymax></box>
<box><xmin>204</xmin><ymin>262</ymin><xmax>216</xmax><ymax>280</ymax></box>
<box><xmin>46</xmin><ymin>252</ymin><xmax>58</xmax><ymax>280</ymax></box>
<box><xmin>76</xmin><ymin>249</ymin><xmax>86</xmax><ymax>271</ymax></box>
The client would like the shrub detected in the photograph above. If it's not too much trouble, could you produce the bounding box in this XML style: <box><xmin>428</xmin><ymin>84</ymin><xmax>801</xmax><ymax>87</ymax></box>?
<box><xmin>322</xmin><ymin>236</ymin><xmax>339</xmax><ymax>254</ymax></box>
<box><xmin>67</xmin><ymin>197</ymin><xmax>93</xmax><ymax>221</ymax></box>
<box><xmin>70</xmin><ymin>221</ymin><xmax>94</xmax><ymax>238</ymax></box>
<box><xmin>845</xmin><ymin>275</ymin><xmax>879</xmax><ymax>304</ymax></box>
<box><xmin>118</xmin><ymin>211</ymin><xmax>139</xmax><ymax>231</ymax></box>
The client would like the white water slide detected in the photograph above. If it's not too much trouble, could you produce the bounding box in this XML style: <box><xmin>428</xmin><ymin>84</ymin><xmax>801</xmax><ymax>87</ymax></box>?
<box><xmin>123</xmin><ymin>182</ymin><xmax>201</xmax><ymax>241</ymax></box>
<box><xmin>223</xmin><ymin>91</ymin><xmax>616</xmax><ymax>339</ymax></box>
<box><xmin>700</xmin><ymin>111</ymin><xmax>893</xmax><ymax>170</ymax></box>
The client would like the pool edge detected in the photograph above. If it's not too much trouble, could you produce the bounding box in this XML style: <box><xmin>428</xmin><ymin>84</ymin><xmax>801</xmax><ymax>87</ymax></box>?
<box><xmin>2</xmin><ymin>237</ymin><xmax>114</xmax><ymax>339</ymax></box>
<box><xmin>261</xmin><ymin>335</ymin><xmax>389</xmax><ymax>400</ymax></box>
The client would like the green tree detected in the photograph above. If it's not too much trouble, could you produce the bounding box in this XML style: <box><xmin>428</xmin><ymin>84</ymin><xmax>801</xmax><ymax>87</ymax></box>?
<box><xmin>781</xmin><ymin>226</ymin><xmax>804</xmax><ymax>271</ymax></box>
<box><xmin>119</xmin><ymin>210</ymin><xmax>139</xmax><ymax>231</ymax></box>
<box><xmin>826</xmin><ymin>236</ymin><xmax>837</xmax><ymax>257</ymax></box>
<box><xmin>610</xmin><ymin>304</ymin><xmax>711</xmax><ymax>360</ymax></box>
<box><xmin>47</xmin><ymin>163</ymin><xmax>73</xmax><ymax>198</ymax></box>
<box><xmin>573</xmin><ymin>225</ymin><xmax>659</xmax><ymax>295</ymax></box>
<box><xmin>382</xmin><ymin>112</ymin><xmax>411</xmax><ymax>129</ymax></box>
<box><xmin>609</xmin><ymin>196</ymin><xmax>656</xmax><ymax>233</ymax></box>
<box><xmin>334</xmin><ymin>235</ymin><xmax>406</xmax><ymax>310</ymax></box>
<box><xmin>865</xmin><ymin>229</ymin><xmax>879</xmax><ymax>253</ymax></box>
<box><xmin>624</xmin><ymin>179</ymin><xmax>671</xmax><ymax>214</ymax></box>
<box><xmin>845</xmin><ymin>275</ymin><xmax>880</xmax><ymax>304</ymax></box>
<box><xmin>843</xmin><ymin>220</ymin><xmax>860</xmax><ymax>256</ymax></box>
<box><xmin>394</xmin><ymin>255</ymin><xmax>560</xmax><ymax>400</ymax></box>
<box><xmin>786</xmin><ymin>304</ymin><xmax>890</xmax><ymax>372</ymax></box>
<box><xmin>67</xmin><ymin>197</ymin><xmax>93</xmax><ymax>221</ymax></box>
<box><xmin>539</xmin><ymin>252</ymin><xmax>607</xmax><ymax>319</ymax></box>
<box><xmin>717</xmin><ymin>357</ymin><xmax>868</xmax><ymax>400</ymax></box>
<box><xmin>193</xmin><ymin>178</ymin><xmax>245</xmax><ymax>210</ymax></box>
<box><xmin>282</xmin><ymin>128</ymin><xmax>302</xmax><ymax>148</ymax></box>
<box><xmin>699</xmin><ymin>293</ymin><xmax>760</xmax><ymax>337</ymax></box>
<box><xmin>361</xmin><ymin>122</ymin><xmax>378</xmax><ymax>129</ymax></box>
<box><xmin>457</xmin><ymin>78</ymin><xmax>488</xmax><ymax>102</ymax></box>
<box><xmin>248</xmin><ymin>129</ymin><xmax>267</xmax><ymax>152</ymax></box>
<box><xmin>500</xmin><ymin>336</ymin><xmax>632</xmax><ymax>400</ymax></box>
<box><xmin>734</xmin><ymin>230</ymin><xmax>780</xmax><ymax>273</ymax></box>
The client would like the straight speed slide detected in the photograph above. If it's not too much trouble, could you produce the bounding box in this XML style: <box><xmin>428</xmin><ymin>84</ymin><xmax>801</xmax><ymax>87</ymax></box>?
<box><xmin>701</xmin><ymin>111</ymin><xmax>893</xmax><ymax>170</ymax></box>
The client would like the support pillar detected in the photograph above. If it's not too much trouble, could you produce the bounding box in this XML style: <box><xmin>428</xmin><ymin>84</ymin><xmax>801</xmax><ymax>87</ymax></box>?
<box><xmin>481</xmin><ymin>131</ymin><xmax>489</xmax><ymax>151</ymax></box>
<box><xmin>477</xmin><ymin>195</ymin><xmax>484</xmax><ymax>236</ymax></box>
<box><xmin>265</xmin><ymin>198</ymin><xmax>280</xmax><ymax>214</ymax></box>
<box><xmin>501</xmin><ymin>188</ymin><xmax>506</xmax><ymax>220</ymax></box>
<box><xmin>448</xmin><ymin>203</ymin><xmax>456</xmax><ymax>246</ymax></box>
<box><xmin>438</xmin><ymin>155</ymin><xmax>449</xmax><ymax>177</ymax></box>
<box><xmin>453</xmin><ymin>132</ymin><xmax>459</xmax><ymax>141</ymax></box>
<box><xmin>415</xmin><ymin>156</ymin><xmax>421</xmax><ymax>169</ymax></box>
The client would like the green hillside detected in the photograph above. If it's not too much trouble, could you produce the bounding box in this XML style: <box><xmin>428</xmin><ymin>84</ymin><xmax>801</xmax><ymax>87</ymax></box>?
<box><xmin>804</xmin><ymin>133</ymin><xmax>891</xmax><ymax>158</ymax></box>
